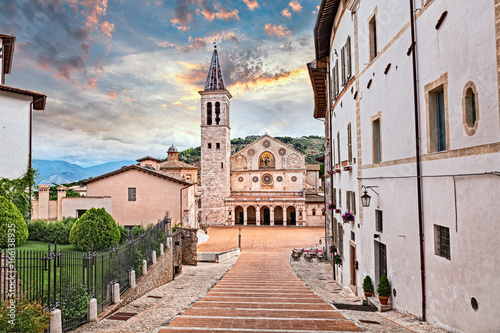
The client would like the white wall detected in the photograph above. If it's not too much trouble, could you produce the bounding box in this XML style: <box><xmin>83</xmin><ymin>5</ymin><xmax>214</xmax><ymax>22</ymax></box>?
<box><xmin>0</xmin><ymin>92</ymin><xmax>32</xmax><ymax>179</ymax></box>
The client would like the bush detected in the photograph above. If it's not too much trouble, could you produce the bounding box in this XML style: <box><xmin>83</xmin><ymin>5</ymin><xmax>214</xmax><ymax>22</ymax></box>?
<box><xmin>131</xmin><ymin>225</ymin><xmax>146</xmax><ymax>239</ymax></box>
<box><xmin>363</xmin><ymin>276</ymin><xmax>374</xmax><ymax>293</ymax></box>
<box><xmin>60</xmin><ymin>282</ymin><xmax>91</xmax><ymax>321</ymax></box>
<box><xmin>377</xmin><ymin>276</ymin><xmax>391</xmax><ymax>297</ymax></box>
<box><xmin>0</xmin><ymin>196</ymin><xmax>29</xmax><ymax>247</ymax></box>
<box><xmin>27</xmin><ymin>218</ymin><xmax>75</xmax><ymax>244</ymax></box>
<box><xmin>0</xmin><ymin>296</ymin><xmax>51</xmax><ymax>332</ymax></box>
<box><xmin>118</xmin><ymin>224</ymin><xmax>130</xmax><ymax>243</ymax></box>
<box><xmin>27</xmin><ymin>220</ymin><xmax>47</xmax><ymax>241</ymax></box>
<box><xmin>69</xmin><ymin>208</ymin><xmax>120</xmax><ymax>251</ymax></box>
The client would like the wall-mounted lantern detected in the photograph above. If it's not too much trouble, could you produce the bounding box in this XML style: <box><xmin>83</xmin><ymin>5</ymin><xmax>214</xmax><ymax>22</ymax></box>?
<box><xmin>361</xmin><ymin>185</ymin><xmax>379</xmax><ymax>208</ymax></box>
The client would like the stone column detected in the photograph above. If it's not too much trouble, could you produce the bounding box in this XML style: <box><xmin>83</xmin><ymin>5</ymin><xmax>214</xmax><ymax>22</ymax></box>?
<box><xmin>256</xmin><ymin>207</ymin><xmax>261</xmax><ymax>226</ymax></box>
<box><xmin>283</xmin><ymin>206</ymin><xmax>287</xmax><ymax>226</ymax></box>
<box><xmin>270</xmin><ymin>207</ymin><xmax>275</xmax><ymax>226</ymax></box>
<box><xmin>243</xmin><ymin>206</ymin><xmax>248</xmax><ymax>226</ymax></box>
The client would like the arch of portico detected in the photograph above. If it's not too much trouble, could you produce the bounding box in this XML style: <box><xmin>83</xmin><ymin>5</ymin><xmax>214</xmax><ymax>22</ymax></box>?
<box><xmin>226</xmin><ymin>203</ymin><xmax>305</xmax><ymax>226</ymax></box>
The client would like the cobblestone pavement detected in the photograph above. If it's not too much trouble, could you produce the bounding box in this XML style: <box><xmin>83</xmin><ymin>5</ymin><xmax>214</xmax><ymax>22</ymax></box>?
<box><xmin>158</xmin><ymin>252</ymin><xmax>361</xmax><ymax>333</ymax></box>
<box><xmin>291</xmin><ymin>259</ymin><xmax>450</xmax><ymax>333</ymax></box>
<box><xmin>197</xmin><ymin>226</ymin><xmax>326</xmax><ymax>253</ymax></box>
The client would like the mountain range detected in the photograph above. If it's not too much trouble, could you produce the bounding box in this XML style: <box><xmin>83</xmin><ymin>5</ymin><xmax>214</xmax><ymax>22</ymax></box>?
<box><xmin>33</xmin><ymin>160</ymin><xmax>136</xmax><ymax>185</ymax></box>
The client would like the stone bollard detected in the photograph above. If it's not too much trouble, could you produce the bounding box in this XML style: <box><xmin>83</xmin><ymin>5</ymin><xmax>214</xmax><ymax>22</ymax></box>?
<box><xmin>112</xmin><ymin>283</ymin><xmax>120</xmax><ymax>304</ymax></box>
<box><xmin>88</xmin><ymin>298</ymin><xmax>97</xmax><ymax>322</ymax></box>
<box><xmin>49</xmin><ymin>309</ymin><xmax>62</xmax><ymax>333</ymax></box>
<box><xmin>142</xmin><ymin>260</ymin><xmax>148</xmax><ymax>276</ymax></box>
<box><xmin>160</xmin><ymin>243</ymin><xmax>164</xmax><ymax>255</ymax></box>
<box><xmin>152</xmin><ymin>250</ymin><xmax>157</xmax><ymax>264</ymax></box>
<box><xmin>129</xmin><ymin>270</ymin><xmax>136</xmax><ymax>288</ymax></box>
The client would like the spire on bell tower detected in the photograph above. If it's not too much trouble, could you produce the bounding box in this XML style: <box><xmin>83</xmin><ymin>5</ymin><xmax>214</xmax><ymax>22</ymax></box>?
<box><xmin>204</xmin><ymin>44</ymin><xmax>226</xmax><ymax>91</ymax></box>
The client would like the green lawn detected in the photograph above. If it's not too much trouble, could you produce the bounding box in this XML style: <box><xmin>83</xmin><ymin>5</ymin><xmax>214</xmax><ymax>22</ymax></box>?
<box><xmin>14</xmin><ymin>240</ymin><xmax>84</xmax><ymax>253</ymax></box>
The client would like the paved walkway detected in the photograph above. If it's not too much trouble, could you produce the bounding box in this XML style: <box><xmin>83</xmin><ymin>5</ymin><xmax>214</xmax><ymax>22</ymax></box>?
<box><xmin>198</xmin><ymin>226</ymin><xmax>325</xmax><ymax>253</ymax></box>
<box><xmin>158</xmin><ymin>252</ymin><xmax>361</xmax><ymax>333</ymax></box>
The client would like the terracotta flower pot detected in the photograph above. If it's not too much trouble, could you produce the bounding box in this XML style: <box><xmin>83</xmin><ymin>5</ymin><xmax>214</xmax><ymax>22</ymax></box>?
<box><xmin>378</xmin><ymin>296</ymin><xmax>389</xmax><ymax>305</ymax></box>
<box><xmin>364</xmin><ymin>292</ymin><xmax>373</xmax><ymax>299</ymax></box>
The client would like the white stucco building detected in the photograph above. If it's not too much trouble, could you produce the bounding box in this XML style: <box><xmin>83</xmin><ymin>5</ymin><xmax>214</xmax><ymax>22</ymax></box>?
<box><xmin>0</xmin><ymin>33</ymin><xmax>46</xmax><ymax>179</ymax></box>
<box><xmin>308</xmin><ymin>1</ymin><xmax>500</xmax><ymax>332</ymax></box>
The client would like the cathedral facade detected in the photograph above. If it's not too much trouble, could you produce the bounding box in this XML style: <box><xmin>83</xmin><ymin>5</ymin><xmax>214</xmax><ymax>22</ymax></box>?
<box><xmin>200</xmin><ymin>47</ymin><xmax>323</xmax><ymax>226</ymax></box>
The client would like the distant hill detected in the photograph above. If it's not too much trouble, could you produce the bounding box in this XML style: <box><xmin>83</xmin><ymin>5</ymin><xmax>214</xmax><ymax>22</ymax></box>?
<box><xmin>33</xmin><ymin>160</ymin><xmax>136</xmax><ymax>185</ymax></box>
<box><xmin>178</xmin><ymin>135</ymin><xmax>325</xmax><ymax>165</ymax></box>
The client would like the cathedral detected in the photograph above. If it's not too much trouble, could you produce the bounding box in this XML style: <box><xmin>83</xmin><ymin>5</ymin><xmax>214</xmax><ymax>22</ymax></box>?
<box><xmin>199</xmin><ymin>46</ymin><xmax>324</xmax><ymax>226</ymax></box>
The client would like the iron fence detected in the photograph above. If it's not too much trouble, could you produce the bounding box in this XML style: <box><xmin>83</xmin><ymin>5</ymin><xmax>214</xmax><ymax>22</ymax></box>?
<box><xmin>0</xmin><ymin>213</ymin><xmax>172</xmax><ymax>331</ymax></box>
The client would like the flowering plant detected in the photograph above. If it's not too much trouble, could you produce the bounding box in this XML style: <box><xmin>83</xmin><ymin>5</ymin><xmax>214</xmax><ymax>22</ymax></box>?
<box><xmin>328</xmin><ymin>202</ymin><xmax>336</xmax><ymax>210</ymax></box>
<box><xmin>342</xmin><ymin>211</ymin><xmax>354</xmax><ymax>223</ymax></box>
<box><xmin>332</xmin><ymin>252</ymin><xmax>342</xmax><ymax>265</ymax></box>
<box><xmin>329</xmin><ymin>244</ymin><xmax>337</xmax><ymax>253</ymax></box>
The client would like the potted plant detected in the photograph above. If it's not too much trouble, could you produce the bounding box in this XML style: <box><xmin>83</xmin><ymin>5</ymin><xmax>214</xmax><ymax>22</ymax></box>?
<box><xmin>362</xmin><ymin>276</ymin><xmax>374</xmax><ymax>298</ymax></box>
<box><xmin>377</xmin><ymin>276</ymin><xmax>391</xmax><ymax>305</ymax></box>
<box><xmin>342</xmin><ymin>211</ymin><xmax>354</xmax><ymax>223</ymax></box>
<box><xmin>328</xmin><ymin>202</ymin><xmax>336</xmax><ymax>210</ymax></box>
<box><xmin>329</xmin><ymin>244</ymin><xmax>342</xmax><ymax>265</ymax></box>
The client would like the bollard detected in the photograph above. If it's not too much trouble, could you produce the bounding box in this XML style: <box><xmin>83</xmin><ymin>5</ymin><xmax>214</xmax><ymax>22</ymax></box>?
<box><xmin>142</xmin><ymin>259</ymin><xmax>148</xmax><ymax>275</ymax></box>
<box><xmin>160</xmin><ymin>243</ymin><xmax>164</xmax><ymax>255</ymax></box>
<box><xmin>88</xmin><ymin>298</ymin><xmax>97</xmax><ymax>322</ymax></box>
<box><xmin>49</xmin><ymin>309</ymin><xmax>62</xmax><ymax>333</ymax></box>
<box><xmin>152</xmin><ymin>250</ymin><xmax>157</xmax><ymax>264</ymax></box>
<box><xmin>129</xmin><ymin>270</ymin><xmax>136</xmax><ymax>288</ymax></box>
<box><xmin>112</xmin><ymin>283</ymin><xmax>120</xmax><ymax>304</ymax></box>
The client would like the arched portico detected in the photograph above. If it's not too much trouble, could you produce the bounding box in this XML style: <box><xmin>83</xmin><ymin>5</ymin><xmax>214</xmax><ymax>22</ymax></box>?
<box><xmin>235</xmin><ymin>206</ymin><xmax>244</xmax><ymax>225</ymax></box>
<box><xmin>247</xmin><ymin>206</ymin><xmax>257</xmax><ymax>225</ymax></box>
<box><xmin>287</xmin><ymin>206</ymin><xmax>297</xmax><ymax>226</ymax></box>
<box><xmin>274</xmin><ymin>206</ymin><xmax>284</xmax><ymax>225</ymax></box>
<box><xmin>260</xmin><ymin>206</ymin><xmax>271</xmax><ymax>225</ymax></box>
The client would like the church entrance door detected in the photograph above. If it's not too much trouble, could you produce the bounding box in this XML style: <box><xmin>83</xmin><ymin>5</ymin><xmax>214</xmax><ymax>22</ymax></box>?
<box><xmin>274</xmin><ymin>207</ymin><xmax>284</xmax><ymax>225</ymax></box>
<box><xmin>290</xmin><ymin>212</ymin><xmax>296</xmax><ymax>225</ymax></box>
<box><xmin>263</xmin><ymin>208</ymin><xmax>270</xmax><ymax>225</ymax></box>
<box><xmin>235</xmin><ymin>206</ymin><xmax>244</xmax><ymax>225</ymax></box>
<box><xmin>287</xmin><ymin>206</ymin><xmax>297</xmax><ymax>226</ymax></box>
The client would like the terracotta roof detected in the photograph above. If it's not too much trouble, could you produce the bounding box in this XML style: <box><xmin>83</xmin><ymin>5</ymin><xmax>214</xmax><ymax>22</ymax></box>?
<box><xmin>204</xmin><ymin>46</ymin><xmax>225</xmax><ymax>91</ymax></box>
<box><xmin>0</xmin><ymin>84</ymin><xmax>46</xmax><ymax>110</ymax></box>
<box><xmin>137</xmin><ymin>156</ymin><xmax>162</xmax><ymax>163</ymax></box>
<box><xmin>306</xmin><ymin>164</ymin><xmax>321</xmax><ymax>171</ymax></box>
<box><xmin>0</xmin><ymin>34</ymin><xmax>15</xmax><ymax>76</ymax></box>
<box><xmin>316</xmin><ymin>155</ymin><xmax>325</xmax><ymax>162</ymax></box>
<box><xmin>159</xmin><ymin>160</ymin><xmax>198</xmax><ymax>170</ymax></box>
<box><xmin>306</xmin><ymin>193</ymin><xmax>325</xmax><ymax>202</ymax></box>
<box><xmin>83</xmin><ymin>164</ymin><xmax>195</xmax><ymax>185</ymax></box>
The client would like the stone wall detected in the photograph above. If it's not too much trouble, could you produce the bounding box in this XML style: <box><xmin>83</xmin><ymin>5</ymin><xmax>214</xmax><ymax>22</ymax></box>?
<box><xmin>172</xmin><ymin>231</ymin><xmax>183</xmax><ymax>276</ymax></box>
<box><xmin>118</xmin><ymin>246</ymin><xmax>173</xmax><ymax>307</ymax></box>
<box><xmin>181</xmin><ymin>228</ymin><xmax>198</xmax><ymax>266</ymax></box>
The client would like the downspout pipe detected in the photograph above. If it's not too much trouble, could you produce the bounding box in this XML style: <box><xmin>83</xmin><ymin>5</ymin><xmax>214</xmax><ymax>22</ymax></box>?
<box><xmin>409</xmin><ymin>0</ymin><xmax>426</xmax><ymax>321</ymax></box>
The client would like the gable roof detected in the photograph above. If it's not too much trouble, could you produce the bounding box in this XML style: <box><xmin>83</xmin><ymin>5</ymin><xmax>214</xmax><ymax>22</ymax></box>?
<box><xmin>159</xmin><ymin>160</ymin><xmax>198</xmax><ymax>170</ymax></box>
<box><xmin>83</xmin><ymin>164</ymin><xmax>195</xmax><ymax>186</ymax></box>
<box><xmin>137</xmin><ymin>156</ymin><xmax>162</xmax><ymax>163</ymax></box>
<box><xmin>0</xmin><ymin>84</ymin><xmax>46</xmax><ymax>110</ymax></box>
<box><xmin>232</xmin><ymin>134</ymin><xmax>306</xmax><ymax>161</ymax></box>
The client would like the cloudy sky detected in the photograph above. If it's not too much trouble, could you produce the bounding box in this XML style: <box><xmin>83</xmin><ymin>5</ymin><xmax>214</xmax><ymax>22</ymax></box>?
<box><xmin>1</xmin><ymin>0</ymin><xmax>323</xmax><ymax>166</ymax></box>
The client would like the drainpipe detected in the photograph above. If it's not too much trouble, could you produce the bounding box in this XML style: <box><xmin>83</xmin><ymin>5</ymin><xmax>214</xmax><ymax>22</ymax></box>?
<box><xmin>409</xmin><ymin>0</ymin><xmax>426</xmax><ymax>321</ymax></box>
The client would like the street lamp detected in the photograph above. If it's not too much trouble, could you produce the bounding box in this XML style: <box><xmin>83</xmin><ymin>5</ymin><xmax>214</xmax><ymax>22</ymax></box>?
<box><xmin>361</xmin><ymin>185</ymin><xmax>379</xmax><ymax>208</ymax></box>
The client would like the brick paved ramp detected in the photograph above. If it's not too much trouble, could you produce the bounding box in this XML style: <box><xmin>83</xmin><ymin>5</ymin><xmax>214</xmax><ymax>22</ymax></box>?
<box><xmin>158</xmin><ymin>252</ymin><xmax>360</xmax><ymax>333</ymax></box>
<box><xmin>198</xmin><ymin>226</ymin><xmax>325</xmax><ymax>253</ymax></box>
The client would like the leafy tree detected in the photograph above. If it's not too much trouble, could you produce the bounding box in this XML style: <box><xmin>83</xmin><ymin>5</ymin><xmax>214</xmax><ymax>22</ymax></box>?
<box><xmin>0</xmin><ymin>196</ymin><xmax>29</xmax><ymax>247</ymax></box>
<box><xmin>69</xmin><ymin>208</ymin><xmax>120</xmax><ymax>251</ymax></box>
<box><xmin>0</xmin><ymin>168</ymin><xmax>37</xmax><ymax>221</ymax></box>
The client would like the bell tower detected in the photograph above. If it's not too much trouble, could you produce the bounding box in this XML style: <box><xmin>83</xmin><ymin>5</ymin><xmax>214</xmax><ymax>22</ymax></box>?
<box><xmin>199</xmin><ymin>45</ymin><xmax>232</xmax><ymax>225</ymax></box>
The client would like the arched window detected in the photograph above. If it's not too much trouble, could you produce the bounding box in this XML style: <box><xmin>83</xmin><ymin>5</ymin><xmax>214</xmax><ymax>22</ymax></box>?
<box><xmin>259</xmin><ymin>151</ymin><xmax>275</xmax><ymax>169</ymax></box>
<box><xmin>207</xmin><ymin>102</ymin><xmax>212</xmax><ymax>125</ymax></box>
<box><xmin>312</xmin><ymin>208</ymin><xmax>316</xmax><ymax>216</ymax></box>
<box><xmin>463</xmin><ymin>82</ymin><xmax>479</xmax><ymax>136</ymax></box>
<box><xmin>215</xmin><ymin>102</ymin><xmax>221</xmax><ymax>125</ymax></box>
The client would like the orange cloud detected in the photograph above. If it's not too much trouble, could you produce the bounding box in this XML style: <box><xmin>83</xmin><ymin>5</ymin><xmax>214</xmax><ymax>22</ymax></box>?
<box><xmin>264</xmin><ymin>23</ymin><xmax>291</xmax><ymax>38</ymax></box>
<box><xmin>215</xmin><ymin>8</ymin><xmax>240</xmax><ymax>21</ymax></box>
<box><xmin>171</xmin><ymin>16</ymin><xmax>191</xmax><ymax>31</ymax></box>
<box><xmin>229</xmin><ymin>67</ymin><xmax>307</xmax><ymax>94</ymax></box>
<box><xmin>101</xmin><ymin>21</ymin><xmax>115</xmax><ymax>37</ymax></box>
<box><xmin>289</xmin><ymin>0</ymin><xmax>302</xmax><ymax>12</ymax></box>
<box><xmin>282</xmin><ymin>8</ymin><xmax>291</xmax><ymax>18</ymax></box>
<box><xmin>108</xmin><ymin>91</ymin><xmax>117</xmax><ymax>99</ymax></box>
<box><xmin>242</xmin><ymin>0</ymin><xmax>259</xmax><ymax>10</ymax></box>
<box><xmin>86</xmin><ymin>77</ymin><xmax>98</xmax><ymax>89</ymax></box>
